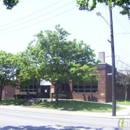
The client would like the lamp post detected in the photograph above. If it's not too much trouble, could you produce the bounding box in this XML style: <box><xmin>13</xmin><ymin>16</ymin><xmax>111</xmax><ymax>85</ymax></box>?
<box><xmin>96</xmin><ymin>7</ymin><xmax>116</xmax><ymax>116</ymax></box>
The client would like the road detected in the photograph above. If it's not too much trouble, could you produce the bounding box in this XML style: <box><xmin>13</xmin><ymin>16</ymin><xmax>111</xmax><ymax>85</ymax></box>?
<box><xmin>0</xmin><ymin>108</ymin><xmax>122</xmax><ymax>130</ymax></box>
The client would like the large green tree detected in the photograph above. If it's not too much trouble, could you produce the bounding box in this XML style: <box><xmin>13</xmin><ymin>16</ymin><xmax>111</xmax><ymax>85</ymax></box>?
<box><xmin>0</xmin><ymin>50</ymin><xmax>18</xmax><ymax>100</ymax></box>
<box><xmin>30</xmin><ymin>25</ymin><xmax>98</xmax><ymax>104</ymax></box>
<box><xmin>77</xmin><ymin>0</ymin><xmax>130</xmax><ymax>17</ymax></box>
<box><xmin>3</xmin><ymin>0</ymin><xmax>19</xmax><ymax>9</ymax></box>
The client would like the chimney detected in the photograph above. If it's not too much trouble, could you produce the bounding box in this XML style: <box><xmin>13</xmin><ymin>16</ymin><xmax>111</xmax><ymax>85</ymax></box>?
<box><xmin>98</xmin><ymin>52</ymin><xmax>105</xmax><ymax>64</ymax></box>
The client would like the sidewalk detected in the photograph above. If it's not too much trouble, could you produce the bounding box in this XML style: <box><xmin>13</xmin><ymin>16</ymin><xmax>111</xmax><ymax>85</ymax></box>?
<box><xmin>0</xmin><ymin>104</ymin><xmax>130</xmax><ymax>119</ymax></box>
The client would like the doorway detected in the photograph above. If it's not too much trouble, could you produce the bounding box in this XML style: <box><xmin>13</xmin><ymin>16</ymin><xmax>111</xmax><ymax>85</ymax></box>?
<box><xmin>41</xmin><ymin>85</ymin><xmax>50</xmax><ymax>98</ymax></box>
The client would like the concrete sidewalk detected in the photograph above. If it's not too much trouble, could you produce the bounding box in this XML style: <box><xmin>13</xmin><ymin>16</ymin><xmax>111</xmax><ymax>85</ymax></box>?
<box><xmin>0</xmin><ymin>105</ymin><xmax>130</xmax><ymax>119</ymax></box>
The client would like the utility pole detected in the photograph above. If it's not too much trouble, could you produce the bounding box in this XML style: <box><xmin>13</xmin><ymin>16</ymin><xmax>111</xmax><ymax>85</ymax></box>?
<box><xmin>96</xmin><ymin>5</ymin><xmax>117</xmax><ymax>116</ymax></box>
<box><xmin>109</xmin><ymin>5</ymin><xmax>116</xmax><ymax>116</ymax></box>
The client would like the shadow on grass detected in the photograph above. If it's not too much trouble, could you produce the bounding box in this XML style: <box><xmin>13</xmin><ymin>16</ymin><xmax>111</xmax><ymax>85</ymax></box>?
<box><xmin>0</xmin><ymin>125</ymin><xmax>119</xmax><ymax>130</ymax></box>
<box><xmin>0</xmin><ymin>99</ymin><xmax>25</xmax><ymax>106</ymax></box>
<box><xmin>30</xmin><ymin>100</ymin><xmax>121</xmax><ymax>112</ymax></box>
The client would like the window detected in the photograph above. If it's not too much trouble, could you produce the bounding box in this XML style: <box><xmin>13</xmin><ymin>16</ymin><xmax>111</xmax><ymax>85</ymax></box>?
<box><xmin>20</xmin><ymin>85</ymin><xmax>37</xmax><ymax>92</ymax></box>
<box><xmin>73</xmin><ymin>82</ymin><xmax>98</xmax><ymax>93</ymax></box>
<box><xmin>73</xmin><ymin>85</ymin><xmax>79</xmax><ymax>92</ymax></box>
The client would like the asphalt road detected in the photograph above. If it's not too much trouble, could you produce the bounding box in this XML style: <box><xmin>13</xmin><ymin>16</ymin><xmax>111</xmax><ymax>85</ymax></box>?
<box><xmin>0</xmin><ymin>108</ymin><xmax>123</xmax><ymax>130</ymax></box>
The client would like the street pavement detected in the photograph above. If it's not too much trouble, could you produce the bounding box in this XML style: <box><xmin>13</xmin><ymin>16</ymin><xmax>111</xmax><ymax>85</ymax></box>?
<box><xmin>0</xmin><ymin>104</ymin><xmax>130</xmax><ymax>130</ymax></box>
<box><xmin>0</xmin><ymin>108</ymin><xmax>122</xmax><ymax>130</ymax></box>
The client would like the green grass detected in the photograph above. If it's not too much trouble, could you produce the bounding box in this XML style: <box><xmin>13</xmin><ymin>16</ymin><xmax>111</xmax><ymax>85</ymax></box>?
<box><xmin>28</xmin><ymin>100</ymin><xmax>123</xmax><ymax>112</ymax></box>
<box><xmin>117</xmin><ymin>100</ymin><xmax>130</xmax><ymax>105</ymax></box>
<box><xmin>0</xmin><ymin>99</ymin><xmax>25</xmax><ymax>105</ymax></box>
<box><xmin>0</xmin><ymin>99</ymin><xmax>124</xmax><ymax>112</ymax></box>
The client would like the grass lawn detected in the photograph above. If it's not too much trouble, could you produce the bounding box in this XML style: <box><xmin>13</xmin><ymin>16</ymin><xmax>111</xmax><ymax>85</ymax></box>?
<box><xmin>117</xmin><ymin>100</ymin><xmax>130</xmax><ymax>105</ymax></box>
<box><xmin>0</xmin><ymin>99</ymin><xmax>124</xmax><ymax>112</ymax></box>
<box><xmin>28</xmin><ymin>100</ymin><xmax>123</xmax><ymax>113</ymax></box>
<box><xmin>0</xmin><ymin>99</ymin><xmax>25</xmax><ymax>105</ymax></box>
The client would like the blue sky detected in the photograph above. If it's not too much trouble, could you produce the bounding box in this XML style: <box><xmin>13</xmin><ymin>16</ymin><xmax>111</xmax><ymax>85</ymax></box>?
<box><xmin>0</xmin><ymin>0</ymin><xmax>130</xmax><ymax>69</ymax></box>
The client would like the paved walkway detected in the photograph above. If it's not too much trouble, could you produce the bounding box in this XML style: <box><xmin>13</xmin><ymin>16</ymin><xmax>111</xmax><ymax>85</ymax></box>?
<box><xmin>0</xmin><ymin>104</ymin><xmax>130</xmax><ymax>119</ymax></box>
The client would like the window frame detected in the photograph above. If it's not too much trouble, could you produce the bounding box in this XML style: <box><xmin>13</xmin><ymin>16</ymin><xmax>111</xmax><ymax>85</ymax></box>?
<box><xmin>73</xmin><ymin>82</ymin><xmax>98</xmax><ymax>93</ymax></box>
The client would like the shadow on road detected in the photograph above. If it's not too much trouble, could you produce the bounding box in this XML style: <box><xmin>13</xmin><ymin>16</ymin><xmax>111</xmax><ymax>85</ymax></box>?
<box><xmin>0</xmin><ymin>125</ymin><xmax>119</xmax><ymax>130</ymax></box>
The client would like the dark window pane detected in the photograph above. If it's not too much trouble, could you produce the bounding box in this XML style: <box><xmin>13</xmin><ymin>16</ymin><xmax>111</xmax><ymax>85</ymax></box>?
<box><xmin>91</xmin><ymin>90</ymin><xmax>98</xmax><ymax>93</ymax></box>
<box><xmin>73</xmin><ymin>85</ymin><xmax>78</xmax><ymax>89</ymax></box>
<box><xmin>79</xmin><ymin>89</ymin><xmax>84</xmax><ymax>92</ymax></box>
<box><xmin>79</xmin><ymin>85</ymin><xmax>84</xmax><ymax>89</ymax></box>
<box><xmin>85</xmin><ymin>90</ymin><xmax>91</xmax><ymax>92</ymax></box>
<box><xmin>73</xmin><ymin>89</ymin><xmax>78</xmax><ymax>92</ymax></box>
<box><xmin>34</xmin><ymin>85</ymin><xmax>37</xmax><ymax>89</ymax></box>
<box><xmin>85</xmin><ymin>86</ymin><xmax>91</xmax><ymax>89</ymax></box>
<box><xmin>73</xmin><ymin>85</ymin><xmax>78</xmax><ymax>92</ymax></box>
<box><xmin>92</xmin><ymin>86</ymin><xmax>97</xmax><ymax>89</ymax></box>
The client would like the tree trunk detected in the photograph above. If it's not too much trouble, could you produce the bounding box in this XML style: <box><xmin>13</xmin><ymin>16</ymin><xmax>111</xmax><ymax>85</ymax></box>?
<box><xmin>55</xmin><ymin>85</ymin><xmax>59</xmax><ymax>105</ymax></box>
<box><xmin>125</xmin><ymin>89</ymin><xmax>127</xmax><ymax>101</ymax></box>
<box><xmin>0</xmin><ymin>86</ymin><xmax>2</xmax><ymax>101</ymax></box>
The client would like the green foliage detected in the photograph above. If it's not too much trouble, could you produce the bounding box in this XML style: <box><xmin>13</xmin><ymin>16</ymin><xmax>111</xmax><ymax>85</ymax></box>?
<box><xmin>77</xmin><ymin>0</ymin><xmax>130</xmax><ymax>17</ymax></box>
<box><xmin>0</xmin><ymin>50</ymin><xmax>18</xmax><ymax>100</ymax></box>
<box><xmin>14</xmin><ymin>48</ymin><xmax>40</xmax><ymax>88</ymax></box>
<box><xmin>0</xmin><ymin>50</ymin><xmax>18</xmax><ymax>88</ymax></box>
<box><xmin>3</xmin><ymin>0</ymin><xmax>19</xmax><ymax>9</ymax></box>
<box><xmin>30</xmin><ymin>25</ymin><xmax>98</xmax><ymax>85</ymax></box>
<box><xmin>15</xmin><ymin>25</ymin><xmax>98</xmax><ymax>104</ymax></box>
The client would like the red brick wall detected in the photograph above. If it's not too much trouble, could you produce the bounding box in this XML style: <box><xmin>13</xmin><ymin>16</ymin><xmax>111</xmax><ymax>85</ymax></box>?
<box><xmin>72</xmin><ymin>93</ymin><xmax>98</xmax><ymax>102</ymax></box>
<box><xmin>97</xmin><ymin>66</ymin><xmax>106</xmax><ymax>103</ymax></box>
<box><xmin>3</xmin><ymin>86</ymin><xmax>15</xmax><ymax>99</ymax></box>
<box><xmin>50</xmin><ymin>84</ymin><xmax>54</xmax><ymax>99</ymax></box>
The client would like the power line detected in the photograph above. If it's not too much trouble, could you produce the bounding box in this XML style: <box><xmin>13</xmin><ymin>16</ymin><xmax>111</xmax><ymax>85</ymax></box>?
<box><xmin>0</xmin><ymin>1</ymin><xmax>75</xmax><ymax>32</ymax></box>
<box><xmin>0</xmin><ymin>7</ymin><xmax>76</xmax><ymax>35</ymax></box>
<box><xmin>0</xmin><ymin>0</ymin><xmax>62</xmax><ymax>27</ymax></box>
<box><xmin>87</xmin><ymin>39</ymin><xmax>106</xmax><ymax>44</ymax></box>
<box><xmin>103</xmin><ymin>5</ymin><xmax>130</xmax><ymax>35</ymax></box>
<box><xmin>116</xmin><ymin>45</ymin><xmax>130</xmax><ymax>58</ymax></box>
<box><xmin>114</xmin><ymin>32</ymin><xmax>130</xmax><ymax>35</ymax></box>
<box><xmin>113</xmin><ymin>12</ymin><xmax>130</xmax><ymax>33</ymax></box>
<box><xmin>117</xmin><ymin>7</ymin><xmax>130</xmax><ymax>25</ymax></box>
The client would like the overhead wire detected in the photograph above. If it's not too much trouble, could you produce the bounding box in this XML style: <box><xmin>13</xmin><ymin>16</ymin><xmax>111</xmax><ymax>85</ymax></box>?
<box><xmin>116</xmin><ymin>45</ymin><xmax>130</xmax><ymax>59</ymax></box>
<box><xmin>103</xmin><ymin>4</ymin><xmax>130</xmax><ymax>35</ymax></box>
<box><xmin>0</xmin><ymin>0</ymin><xmax>62</xmax><ymax>27</ymax></box>
<box><xmin>0</xmin><ymin>7</ymin><xmax>76</xmax><ymax>35</ymax></box>
<box><xmin>117</xmin><ymin>7</ymin><xmax>130</xmax><ymax>25</ymax></box>
<box><xmin>0</xmin><ymin>1</ymin><xmax>75</xmax><ymax>32</ymax></box>
<box><xmin>113</xmin><ymin>12</ymin><xmax>130</xmax><ymax>34</ymax></box>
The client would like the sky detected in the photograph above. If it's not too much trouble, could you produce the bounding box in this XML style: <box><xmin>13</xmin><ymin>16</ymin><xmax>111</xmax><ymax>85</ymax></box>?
<box><xmin>0</xmin><ymin>0</ymin><xmax>130</xmax><ymax>70</ymax></box>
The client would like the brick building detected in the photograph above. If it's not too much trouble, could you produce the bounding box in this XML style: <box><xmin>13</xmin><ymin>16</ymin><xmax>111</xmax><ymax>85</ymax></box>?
<box><xmin>2</xmin><ymin>86</ymin><xmax>19</xmax><ymax>99</ymax></box>
<box><xmin>49</xmin><ymin>52</ymin><xmax>130</xmax><ymax>102</ymax></box>
<box><xmin>2</xmin><ymin>52</ymin><xmax>130</xmax><ymax>102</ymax></box>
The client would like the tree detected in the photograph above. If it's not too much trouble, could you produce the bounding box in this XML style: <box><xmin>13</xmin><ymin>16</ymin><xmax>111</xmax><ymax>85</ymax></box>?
<box><xmin>0</xmin><ymin>50</ymin><xmax>18</xmax><ymax>100</ymax></box>
<box><xmin>14</xmin><ymin>45</ymin><xmax>42</xmax><ymax>90</ymax></box>
<box><xmin>117</xmin><ymin>70</ymin><xmax>130</xmax><ymax>101</ymax></box>
<box><xmin>31</xmin><ymin>25</ymin><xmax>98</xmax><ymax>104</ymax></box>
<box><xmin>3</xmin><ymin>0</ymin><xmax>19</xmax><ymax>9</ymax></box>
<box><xmin>76</xmin><ymin>0</ymin><xmax>130</xmax><ymax>17</ymax></box>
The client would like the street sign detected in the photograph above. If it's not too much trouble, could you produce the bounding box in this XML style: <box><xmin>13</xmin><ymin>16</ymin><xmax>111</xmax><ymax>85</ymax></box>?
<box><xmin>107</xmin><ymin>73</ymin><xmax>112</xmax><ymax>75</ymax></box>
<box><xmin>107</xmin><ymin>73</ymin><xmax>117</xmax><ymax>77</ymax></box>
